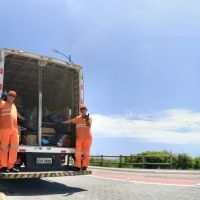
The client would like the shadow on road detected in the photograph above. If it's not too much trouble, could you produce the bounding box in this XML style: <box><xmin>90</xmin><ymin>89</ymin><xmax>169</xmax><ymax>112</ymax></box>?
<box><xmin>0</xmin><ymin>179</ymin><xmax>87</xmax><ymax>196</ymax></box>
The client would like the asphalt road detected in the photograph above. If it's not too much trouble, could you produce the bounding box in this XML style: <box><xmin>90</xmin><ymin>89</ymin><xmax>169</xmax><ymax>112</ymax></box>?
<box><xmin>1</xmin><ymin>167</ymin><xmax>200</xmax><ymax>200</ymax></box>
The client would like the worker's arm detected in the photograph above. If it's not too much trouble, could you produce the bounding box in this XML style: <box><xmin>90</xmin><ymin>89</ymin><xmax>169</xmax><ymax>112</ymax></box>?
<box><xmin>85</xmin><ymin>115</ymin><xmax>92</xmax><ymax>128</ymax></box>
<box><xmin>63</xmin><ymin>116</ymin><xmax>78</xmax><ymax>124</ymax></box>
<box><xmin>62</xmin><ymin>119</ymin><xmax>72</xmax><ymax>124</ymax></box>
<box><xmin>17</xmin><ymin>113</ymin><xmax>26</xmax><ymax>121</ymax></box>
<box><xmin>86</xmin><ymin>120</ymin><xmax>91</xmax><ymax>128</ymax></box>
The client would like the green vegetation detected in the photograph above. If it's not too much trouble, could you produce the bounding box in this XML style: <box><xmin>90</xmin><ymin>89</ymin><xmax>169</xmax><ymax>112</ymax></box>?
<box><xmin>124</xmin><ymin>151</ymin><xmax>173</xmax><ymax>169</ymax></box>
<box><xmin>193</xmin><ymin>156</ymin><xmax>200</xmax><ymax>169</ymax></box>
<box><xmin>90</xmin><ymin>151</ymin><xmax>200</xmax><ymax>170</ymax></box>
<box><xmin>174</xmin><ymin>153</ymin><xmax>193</xmax><ymax>169</ymax></box>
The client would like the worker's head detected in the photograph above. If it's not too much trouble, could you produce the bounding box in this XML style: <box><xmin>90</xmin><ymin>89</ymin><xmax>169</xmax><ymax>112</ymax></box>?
<box><xmin>7</xmin><ymin>90</ymin><xmax>17</xmax><ymax>103</ymax></box>
<box><xmin>80</xmin><ymin>104</ymin><xmax>88</xmax><ymax>115</ymax></box>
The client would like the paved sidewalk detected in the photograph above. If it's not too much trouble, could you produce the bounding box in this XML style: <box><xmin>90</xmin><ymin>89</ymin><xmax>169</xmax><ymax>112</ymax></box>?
<box><xmin>1</xmin><ymin>167</ymin><xmax>200</xmax><ymax>200</ymax></box>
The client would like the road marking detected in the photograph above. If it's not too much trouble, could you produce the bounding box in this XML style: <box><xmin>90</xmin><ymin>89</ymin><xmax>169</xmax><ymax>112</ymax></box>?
<box><xmin>90</xmin><ymin>175</ymin><xmax>197</xmax><ymax>187</ymax></box>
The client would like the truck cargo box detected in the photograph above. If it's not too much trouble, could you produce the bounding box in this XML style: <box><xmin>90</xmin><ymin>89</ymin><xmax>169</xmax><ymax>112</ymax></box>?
<box><xmin>0</xmin><ymin>48</ymin><xmax>85</xmax><ymax>172</ymax></box>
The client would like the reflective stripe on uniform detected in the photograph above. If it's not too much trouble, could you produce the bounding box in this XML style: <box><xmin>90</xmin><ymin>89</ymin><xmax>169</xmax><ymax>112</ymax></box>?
<box><xmin>1</xmin><ymin>109</ymin><xmax>12</xmax><ymax>114</ymax></box>
<box><xmin>0</xmin><ymin>146</ymin><xmax>9</xmax><ymax>150</ymax></box>
<box><xmin>1</xmin><ymin>109</ymin><xmax>12</xmax><ymax>112</ymax></box>
<box><xmin>83</xmin><ymin>152</ymin><xmax>90</xmax><ymax>156</ymax></box>
<box><xmin>76</xmin><ymin>124</ymin><xmax>86</xmax><ymax>128</ymax></box>
<box><xmin>9</xmin><ymin>144</ymin><xmax>19</xmax><ymax>149</ymax></box>
<box><xmin>0</xmin><ymin>145</ymin><xmax>19</xmax><ymax>150</ymax></box>
<box><xmin>0</xmin><ymin>109</ymin><xmax>12</xmax><ymax>117</ymax></box>
<box><xmin>75</xmin><ymin>151</ymin><xmax>83</xmax><ymax>155</ymax></box>
<box><xmin>1</xmin><ymin>113</ymin><xmax>11</xmax><ymax>116</ymax></box>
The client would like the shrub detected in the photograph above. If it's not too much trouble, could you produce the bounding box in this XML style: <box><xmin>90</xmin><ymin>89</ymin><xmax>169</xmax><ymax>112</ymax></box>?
<box><xmin>125</xmin><ymin>151</ymin><xmax>173</xmax><ymax>169</ymax></box>
<box><xmin>193</xmin><ymin>156</ymin><xmax>200</xmax><ymax>169</ymax></box>
<box><xmin>175</xmin><ymin>153</ymin><xmax>193</xmax><ymax>169</ymax></box>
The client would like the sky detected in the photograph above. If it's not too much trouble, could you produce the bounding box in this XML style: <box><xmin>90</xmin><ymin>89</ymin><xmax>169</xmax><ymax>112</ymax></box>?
<box><xmin>1</xmin><ymin>0</ymin><xmax>200</xmax><ymax>156</ymax></box>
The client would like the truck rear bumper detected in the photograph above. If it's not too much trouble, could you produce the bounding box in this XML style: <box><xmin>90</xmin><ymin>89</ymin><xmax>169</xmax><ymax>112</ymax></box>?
<box><xmin>0</xmin><ymin>170</ymin><xmax>91</xmax><ymax>179</ymax></box>
<box><xmin>18</xmin><ymin>145</ymin><xmax>76</xmax><ymax>154</ymax></box>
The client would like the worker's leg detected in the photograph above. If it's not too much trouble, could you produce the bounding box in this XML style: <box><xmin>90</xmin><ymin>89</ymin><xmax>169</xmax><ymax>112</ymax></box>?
<box><xmin>0</xmin><ymin>129</ymin><xmax>11</xmax><ymax>168</ymax></box>
<box><xmin>82</xmin><ymin>137</ymin><xmax>92</xmax><ymax>168</ymax></box>
<box><xmin>7</xmin><ymin>128</ymin><xmax>19</xmax><ymax>169</ymax></box>
<box><xmin>74</xmin><ymin>139</ymin><xmax>83</xmax><ymax>168</ymax></box>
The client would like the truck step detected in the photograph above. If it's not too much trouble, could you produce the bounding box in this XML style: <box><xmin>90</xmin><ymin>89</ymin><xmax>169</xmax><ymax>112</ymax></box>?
<box><xmin>0</xmin><ymin>170</ymin><xmax>92</xmax><ymax>179</ymax></box>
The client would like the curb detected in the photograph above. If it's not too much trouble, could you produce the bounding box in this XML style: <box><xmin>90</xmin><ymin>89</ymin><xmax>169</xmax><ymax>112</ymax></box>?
<box><xmin>89</xmin><ymin>166</ymin><xmax>200</xmax><ymax>175</ymax></box>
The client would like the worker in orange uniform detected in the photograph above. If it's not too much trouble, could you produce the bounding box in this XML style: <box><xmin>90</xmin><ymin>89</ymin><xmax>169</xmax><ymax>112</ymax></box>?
<box><xmin>63</xmin><ymin>104</ymin><xmax>92</xmax><ymax>171</ymax></box>
<box><xmin>0</xmin><ymin>91</ymin><xmax>24</xmax><ymax>173</ymax></box>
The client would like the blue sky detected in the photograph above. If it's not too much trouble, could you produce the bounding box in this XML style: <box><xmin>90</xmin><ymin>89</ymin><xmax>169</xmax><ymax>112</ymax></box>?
<box><xmin>1</xmin><ymin>0</ymin><xmax>200</xmax><ymax>156</ymax></box>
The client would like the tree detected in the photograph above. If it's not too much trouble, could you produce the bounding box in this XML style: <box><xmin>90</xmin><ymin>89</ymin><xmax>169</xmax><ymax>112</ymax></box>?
<box><xmin>175</xmin><ymin>153</ymin><xmax>193</xmax><ymax>169</ymax></box>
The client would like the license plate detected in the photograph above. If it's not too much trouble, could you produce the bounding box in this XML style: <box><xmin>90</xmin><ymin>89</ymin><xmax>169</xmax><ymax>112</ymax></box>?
<box><xmin>36</xmin><ymin>158</ymin><xmax>52</xmax><ymax>164</ymax></box>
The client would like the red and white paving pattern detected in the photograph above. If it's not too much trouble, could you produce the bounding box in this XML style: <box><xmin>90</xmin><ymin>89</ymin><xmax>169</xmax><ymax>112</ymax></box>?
<box><xmin>90</xmin><ymin>167</ymin><xmax>200</xmax><ymax>187</ymax></box>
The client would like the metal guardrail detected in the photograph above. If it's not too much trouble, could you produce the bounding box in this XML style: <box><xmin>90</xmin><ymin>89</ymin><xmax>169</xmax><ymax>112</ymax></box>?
<box><xmin>90</xmin><ymin>155</ymin><xmax>173</xmax><ymax>169</ymax></box>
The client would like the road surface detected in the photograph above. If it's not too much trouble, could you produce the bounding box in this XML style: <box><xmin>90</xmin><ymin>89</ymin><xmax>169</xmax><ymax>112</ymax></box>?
<box><xmin>1</xmin><ymin>167</ymin><xmax>200</xmax><ymax>200</ymax></box>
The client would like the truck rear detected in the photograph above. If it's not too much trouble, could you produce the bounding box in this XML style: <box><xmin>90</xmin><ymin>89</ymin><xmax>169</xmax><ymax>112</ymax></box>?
<box><xmin>0</xmin><ymin>48</ymin><xmax>90</xmax><ymax>179</ymax></box>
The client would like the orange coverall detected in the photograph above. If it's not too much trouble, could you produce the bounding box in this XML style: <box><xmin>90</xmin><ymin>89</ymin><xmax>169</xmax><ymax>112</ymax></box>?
<box><xmin>0</xmin><ymin>101</ymin><xmax>19</xmax><ymax>169</ymax></box>
<box><xmin>71</xmin><ymin>116</ymin><xmax>92</xmax><ymax>168</ymax></box>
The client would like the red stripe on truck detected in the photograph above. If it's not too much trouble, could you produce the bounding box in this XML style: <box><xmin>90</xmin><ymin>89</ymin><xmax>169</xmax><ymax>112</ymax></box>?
<box><xmin>0</xmin><ymin>84</ymin><xmax>3</xmax><ymax>90</ymax></box>
<box><xmin>0</xmin><ymin>68</ymin><xmax>3</xmax><ymax>74</ymax></box>
<box><xmin>19</xmin><ymin>149</ymin><xmax>26</xmax><ymax>152</ymax></box>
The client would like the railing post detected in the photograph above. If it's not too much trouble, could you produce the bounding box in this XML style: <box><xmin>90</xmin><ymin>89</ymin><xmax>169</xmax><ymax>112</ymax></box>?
<box><xmin>170</xmin><ymin>155</ymin><xmax>173</xmax><ymax>169</ymax></box>
<box><xmin>119</xmin><ymin>155</ymin><xmax>123</xmax><ymax>168</ymax></box>
<box><xmin>143</xmin><ymin>156</ymin><xmax>146</xmax><ymax>169</ymax></box>
<box><xmin>101</xmin><ymin>155</ymin><xmax>103</xmax><ymax>167</ymax></box>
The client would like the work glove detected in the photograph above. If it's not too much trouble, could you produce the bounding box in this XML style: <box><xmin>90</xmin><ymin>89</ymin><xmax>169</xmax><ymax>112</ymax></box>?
<box><xmin>84</xmin><ymin>113</ymin><xmax>90</xmax><ymax>121</ymax></box>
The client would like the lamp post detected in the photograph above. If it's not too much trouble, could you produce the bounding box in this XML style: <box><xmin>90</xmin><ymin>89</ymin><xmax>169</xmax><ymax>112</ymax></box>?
<box><xmin>52</xmin><ymin>49</ymin><xmax>72</xmax><ymax>63</ymax></box>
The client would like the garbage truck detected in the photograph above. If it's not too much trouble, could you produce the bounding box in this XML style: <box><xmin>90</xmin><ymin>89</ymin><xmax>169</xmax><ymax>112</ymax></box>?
<box><xmin>0</xmin><ymin>48</ymin><xmax>91</xmax><ymax>179</ymax></box>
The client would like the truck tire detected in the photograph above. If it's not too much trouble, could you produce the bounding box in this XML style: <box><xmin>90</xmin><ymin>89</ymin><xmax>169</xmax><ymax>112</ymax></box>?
<box><xmin>0</xmin><ymin>193</ymin><xmax>8</xmax><ymax>200</ymax></box>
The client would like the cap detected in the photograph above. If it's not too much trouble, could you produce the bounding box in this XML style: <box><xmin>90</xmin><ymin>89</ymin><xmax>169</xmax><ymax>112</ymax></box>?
<box><xmin>80</xmin><ymin>104</ymin><xmax>87</xmax><ymax>109</ymax></box>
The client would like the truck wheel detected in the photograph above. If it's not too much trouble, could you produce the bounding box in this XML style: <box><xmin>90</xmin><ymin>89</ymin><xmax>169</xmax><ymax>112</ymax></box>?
<box><xmin>0</xmin><ymin>193</ymin><xmax>8</xmax><ymax>200</ymax></box>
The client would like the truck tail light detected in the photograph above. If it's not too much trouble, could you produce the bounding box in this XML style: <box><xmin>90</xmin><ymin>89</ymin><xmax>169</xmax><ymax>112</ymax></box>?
<box><xmin>15</xmin><ymin>155</ymin><xmax>22</xmax><ymax>165</ymax></box>
<box><xmin>60</xmin><ymin>154</ymin><xmax>66</xmax><ymax>164</ymax></box>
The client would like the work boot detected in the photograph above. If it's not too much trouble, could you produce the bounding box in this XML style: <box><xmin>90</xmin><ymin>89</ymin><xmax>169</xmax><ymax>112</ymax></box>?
<box><xmin>0</xmin><ymin>167</ymin><xmax>9</xmax><ymax>173</ymax></box>
<box><xmin>9</xmin><ymin>167</ymin><xmax>19</xmax><ymax>173</ymax></box>
<box><xmin>73</xmin><ymin>167</ymin><xmax>81</xmax><ymax>172</ymax></box>
<box><xmin>82</xmin><ymin>167</ymin><xmax>87</xmax><ymax>171</ymax></box>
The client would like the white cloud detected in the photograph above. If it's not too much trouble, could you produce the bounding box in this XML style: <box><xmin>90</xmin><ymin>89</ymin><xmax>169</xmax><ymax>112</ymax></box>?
<box><xmin>91</xmin><ymin>109</ymin><xmax>200</xmax><ymax>144</ymax></box>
